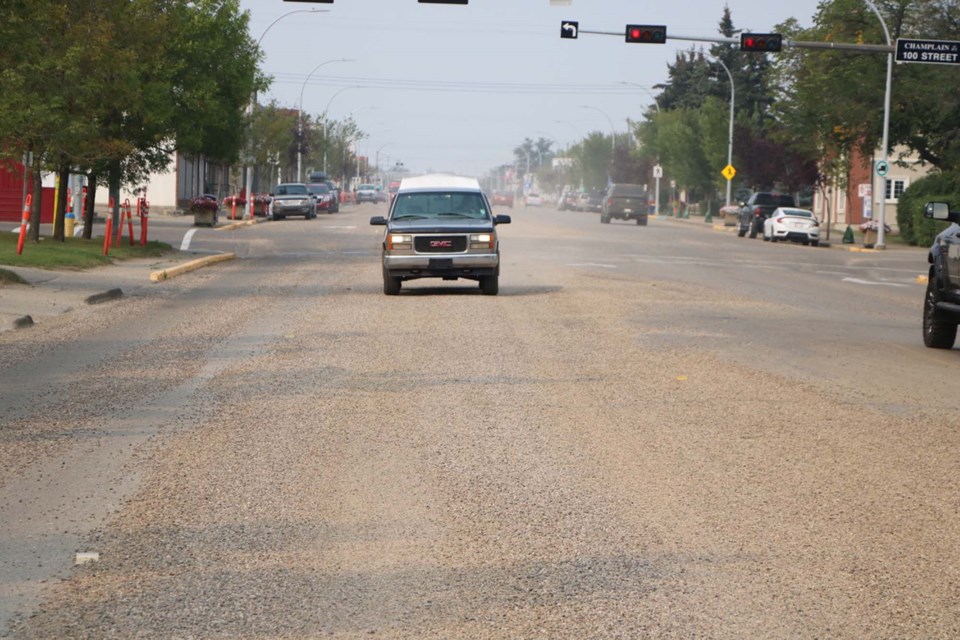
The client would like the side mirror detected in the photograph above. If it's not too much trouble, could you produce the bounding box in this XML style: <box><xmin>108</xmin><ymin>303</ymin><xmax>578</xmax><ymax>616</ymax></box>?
<box><xmin>924</xmin><ymin>202</ymin><xmax>957</xmax><ymax>222</ymax></box>
<box><xmin>494</xmin><ymin>214</ymin><xmax>511</xmax><ymax>225</ymax></box>
<box><xmin>370</xmin><ymin>216</ymin><xmax>387</xmax><ymax>226</ymax></box>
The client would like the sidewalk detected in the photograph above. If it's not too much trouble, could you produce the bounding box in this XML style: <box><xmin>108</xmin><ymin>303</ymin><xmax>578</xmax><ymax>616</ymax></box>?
<box><xmin>0</xmin><ymin>252</ymin><xmax>234</xmax><ymax>333</ymax></box>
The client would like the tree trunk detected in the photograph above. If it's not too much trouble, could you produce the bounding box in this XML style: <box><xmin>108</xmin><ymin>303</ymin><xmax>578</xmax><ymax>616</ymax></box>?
<box><xmin>83</xmin><ymin>171</ymin><xmax>97</xmax><ymax>240</ymax></box>
<box><xmin>29</xmin><ymin>157</ymin><xmax>43</xmax><ymax>243</ymax></box>
<box><xmin>54</xmin><ymin>160</ymin><xmax>69</xmax><ymax>242</ymax></box>
<box><xmin>108</xmin><ymin>159</ymin><xmax>121</xmax><ymax>230</ymax></box>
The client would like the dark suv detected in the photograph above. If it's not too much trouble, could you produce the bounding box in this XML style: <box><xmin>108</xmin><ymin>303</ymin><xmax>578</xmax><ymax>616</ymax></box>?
<box><xmin>922</xmin><ymin>201</ymin><xmax>960</xmax><ymax>349</ymax></box>
<box><xmin>738</xmin><ymin>192</ymin><xmax>796</xmax><ymax>238</ymax></box>
<box><xmin>601</xmin><ymin>184</ymin><xmax>648</xmax><ymax>225</ymax></box>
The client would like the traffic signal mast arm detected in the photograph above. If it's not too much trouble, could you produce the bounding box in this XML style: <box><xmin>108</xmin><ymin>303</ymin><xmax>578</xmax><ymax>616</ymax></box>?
<box><xmin>577</xmin><ymin>27</ymin><xmax>895</xmax><ymax>53</ymax></box>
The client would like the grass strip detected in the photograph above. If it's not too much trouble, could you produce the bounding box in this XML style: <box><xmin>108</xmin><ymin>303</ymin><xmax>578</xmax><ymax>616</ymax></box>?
<box><xmin>0</xmin><ymin>233</ymin><xmax>170</xmax><ymax>270</ymax></box>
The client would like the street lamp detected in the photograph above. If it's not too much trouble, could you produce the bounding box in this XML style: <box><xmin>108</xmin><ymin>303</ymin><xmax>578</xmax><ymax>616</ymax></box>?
<box><xmin>245</xmin><ymin>7</ymin><xmax>327</xmax><ymax>219</ymax></box>
<box><xmin>713</xmin><ymin>59</ymin><xmax>735</xmax><ymax>207</ymax></box>
<box><xmin>297</xmin><ymin>58</ymin><xmax>353</xmax><ymax>183</ymax></box>
<box><xmin>864</xmin><ymin>0</ymin><xmax>893</xmax><ymax>249</ymax></box>
<box><xmin>320</xmin><ymin>86</ymin><xmax>363</xmax><ymax>174</ymax></box>
<box><xmin>618</xmin><ymin>81</ymin><xmax>661</xmax><ymax>114</ymax></box>
<box><xmin>579</xmin><ymin>105</ymin><xmax>616</xmax><ymax>153</ymax></box>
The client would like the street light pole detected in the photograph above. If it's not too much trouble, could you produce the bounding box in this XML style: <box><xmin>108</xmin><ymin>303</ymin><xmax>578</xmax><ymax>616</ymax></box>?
<box><xmin>579</xmin><ymin>105</ymin><xmax>616</xmax><ymax>153</ymax></box>
<box><xmin>618</xmin><ymin>81</ymin><xmax>661</xmax><ymax>114</ymax></box>
<box><xmin>321</xmin><ymin>86</ymin><xmax>362</xmax><ymax>174</ymax></box>
<box><xmin>298</xmin><ymin>58</ymin><xmax>352</xmax><ymax>183</ymax></box>
<box><xmin>864</xmin><ymin>0</ymin><xmax>893</xmax><ymax>249</ymax></box>
<box><xmin>245</xmin><ymin>8</ymin><xmax>326</xmax><ymax>219</ymax></box>
<box><xmin>714</xmin><ymin>59</ymin><xmax>735</xmax><ymax>206</ymax></box>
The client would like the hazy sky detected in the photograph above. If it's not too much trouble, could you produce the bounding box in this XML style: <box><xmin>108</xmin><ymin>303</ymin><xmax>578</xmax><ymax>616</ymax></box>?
<box><xmin>242</xmin><ymin>0</ymin><xmax>825</xmax><ymax>177</ymax></box>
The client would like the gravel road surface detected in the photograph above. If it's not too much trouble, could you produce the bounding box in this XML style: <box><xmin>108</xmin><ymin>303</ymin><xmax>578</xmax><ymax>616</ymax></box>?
<box><xmin>2</xmin><ymin>208</ymin><xmax>958</xmax><ymax>638</ymax></box>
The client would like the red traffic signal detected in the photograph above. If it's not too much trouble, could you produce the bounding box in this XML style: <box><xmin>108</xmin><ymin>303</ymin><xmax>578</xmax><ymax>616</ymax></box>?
<box><xmin>625</xmin><ymin>25</ymin><xmax>666</xmax><ymax>44</ymax></box>
<box><xmin>740</xmin><ymin>33</ymin><xmax>782</xmax><ymax>52</ymax></box>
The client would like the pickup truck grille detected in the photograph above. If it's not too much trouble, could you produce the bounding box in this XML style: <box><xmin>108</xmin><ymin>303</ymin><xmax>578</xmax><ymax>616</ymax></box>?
<box><xmin>414</xmin><ymin>236</ymin><xmax>467</xmax><ymax>253</ymax></box>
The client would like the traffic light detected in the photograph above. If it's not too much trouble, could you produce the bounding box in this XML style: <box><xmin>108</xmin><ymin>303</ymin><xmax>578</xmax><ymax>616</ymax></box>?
<box><xmin>740</xmin><ymin>33</ymin><xmax>782</xmax><ymax>52</ymax></box>
<box><xmin>625</xmin><ymin>25</ymin><xmax>666</xmax><ymax>44</ymax></box>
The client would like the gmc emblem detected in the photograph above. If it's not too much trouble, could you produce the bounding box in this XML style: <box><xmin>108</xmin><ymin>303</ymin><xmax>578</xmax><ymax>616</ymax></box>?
<box><xmin>430</xmin><ymin>240</ymin><xmax>453</xmax><ymax>248</ymax></box>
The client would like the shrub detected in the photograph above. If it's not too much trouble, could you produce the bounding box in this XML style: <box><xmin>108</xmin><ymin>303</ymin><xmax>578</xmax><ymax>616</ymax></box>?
<box><xmin>896</xmin><ymin>171</ymin><xmax>960</xmax><ymax>246</ymax></box>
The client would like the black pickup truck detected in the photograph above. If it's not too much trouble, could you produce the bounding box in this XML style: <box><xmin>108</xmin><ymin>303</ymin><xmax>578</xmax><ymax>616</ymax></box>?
<box><xmin>922</xmin><ymin>201</ymin><xmax>960</xmax><ymax>349</ymax></box>
<box><xmin>738</xmin><ymin>192</ymin><xmax>796</xmax><ymax>238</ymax></box>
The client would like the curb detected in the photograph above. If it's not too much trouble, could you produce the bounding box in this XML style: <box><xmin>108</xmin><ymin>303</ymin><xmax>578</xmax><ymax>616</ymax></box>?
<box><xmin>149</xmin><ymin>253</ymin><xmax>235</xmax><ymax>282</ymax></box>
<box><xmin>216</xmin><ymin>219</ymin><xmax>258</xmax><ymax>232</ymax></box>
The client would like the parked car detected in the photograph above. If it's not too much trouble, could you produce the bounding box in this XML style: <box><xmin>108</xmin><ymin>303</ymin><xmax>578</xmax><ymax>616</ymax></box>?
<box><xmin>269</xmin><ymin>183</ymin><xmax>316</xmax><ymax>220</ymax></box>
<box><xmin>370</xmin><ymin>174</ymin><xmax>511</xmax><ymax>295</ymax></box>
<box><xmin>355</xmin><ymin>184</ymin><xmax>379</xmax><ymax>204</ymax></box>
<box><xmin>307</xmin><ymin>183</ymin><xmax>337</xmax><ymax>214</ymax></box>
<box><xmin>575</xmin><ymin>192</ymin><xmax>592</xmax><ymax>211</ymax></box>
<box><xmin>525</xmin><ymin>192</ymin><xmax>543</xmax><ymax>207</ymax></box>
<box><xmin>585</xmin><ymin>191</ymin><xmax>604</xmax><ymax>213</ymax></box>
<box><xmin>492</xmin><ymin>191</ymin><xmax>514</xmax><ymax>208</ymax></box>
<box><xmin>375</xmin><ymin>188</ymin><xmax>389</xmax><ymax>203</ymax></box>
<box><xmin>601</xmin><ymin>184</ymin><xmax>648</xmax><ymax>225</ymax></box>
<box><xmin>558</xmin><ymin>191</ymin><xmax>579</xmax><ymax>211</ymax></box>
<box><xmin>307</xmin><ymin>171</ymin><xmax>339</xmax><ymax>212</ymax></box>
<box><xmin>922</xmin><ymin>201</ymin><xmax>960</xmax><ymax>349</ymax></box>
<box><xmin>762</xmin><ymin>207</ymin><xmax>820</xmax><ymax>245</ymax></box>
<box><xmin>738</xmin><ymin>192</ymin><xmax>796</xmax><ymax>238</ymax></box>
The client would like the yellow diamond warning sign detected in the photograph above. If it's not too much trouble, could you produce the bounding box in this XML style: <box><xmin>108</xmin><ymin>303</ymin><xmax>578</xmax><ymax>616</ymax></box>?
<box><xmin>721</xmin><ymin>164</ymin><xmax>736</xmax><ymax>181</ymax></box>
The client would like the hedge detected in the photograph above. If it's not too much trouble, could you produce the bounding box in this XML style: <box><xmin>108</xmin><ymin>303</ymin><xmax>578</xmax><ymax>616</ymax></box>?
<box><xmin>896</xmin><ymin>171</ymin><xmax>960</xmax><ymax>246</ymax></box>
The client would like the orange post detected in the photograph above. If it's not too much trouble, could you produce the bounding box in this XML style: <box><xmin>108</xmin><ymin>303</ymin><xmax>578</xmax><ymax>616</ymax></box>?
<box><xmin>103</xmin><ymin>216</ymin><xmax>113</xmax><ymax>256</ymax></box>
<box><xmin>230</xmin><ymin>195</ymin><xmax>237</xmax><ymax>220</ymax></box>
<box><xmin>16</xmin><ymin>194</ymin><xmax>32</xmax><ymax>255</ymax></box>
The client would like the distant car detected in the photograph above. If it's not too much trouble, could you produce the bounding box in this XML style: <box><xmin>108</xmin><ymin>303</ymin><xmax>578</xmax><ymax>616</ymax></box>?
<box><xmin>739</xmin><ymin>192</ymin><xmax>796</xmax><ymax>238</ymax></box>
<box><xmin>307</xmin><ymin>183</ymin><xmax>337</xmax><ymax>214</ymax></box>
<box><xmin>375</xmin><ymin>188</ymin><xmax>389</xmax><ymax>203</ymax></box>
<box><xmin>575</xmin><ymin>193</ymin><xmax>592</xmax><ymax>211</ymax></box>
<box><xmin>270</xmin><ymin>183</ymin><xmax>316</xmax><ymax>220</ymax></box>
<box><xmin>307</xmin><ymin>171</ymin><xmax>340</xmax><ymax>213</ymax></box>
<box><xmin>355</xmin><ymin>184</ymin><xmax>379</xmax><ymax>204</ymax></box>
<box><xmin>525</xmin><ymin>193</ymin><xmax>543</xmax><ymax>207</ymax></box>
<box><xmin>558</xmin><ymin>192</ymin><xmax>579</xmax><ymax>211</ymax></box>
<box><xmin>492</xmin><ymin>191</ymin><xmax>514</xmax><ymax>208</ymax></box>
<box><xmin>601</xmin><ymin>184</ymin><xmax>648</xmax><ymax>225</ymax></box>
<box><xmin>370</xmin><ymin>174</ymin><xmax>511</xmax><ymax>295</ymax></box>
<box><xmin>387</xmin><ymin>181</ymin><xmax>401</xmax><ymax>204</ymax></box>
<box><xmin>762</xmin><ymin>207</ymin><xmax>820</xmax><ymax>245</ymax></box>
<box><xmin>586</xmin><ymin>191</ymin><xmax>604</xmax><ymax>213</ymax></box>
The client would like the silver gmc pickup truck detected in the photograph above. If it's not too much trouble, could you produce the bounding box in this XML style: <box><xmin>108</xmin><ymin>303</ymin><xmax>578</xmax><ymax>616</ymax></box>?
<box><xmin>370</xmin><ymin>174</ymin><xmax>511</xmax><ymax>295</ymax></box>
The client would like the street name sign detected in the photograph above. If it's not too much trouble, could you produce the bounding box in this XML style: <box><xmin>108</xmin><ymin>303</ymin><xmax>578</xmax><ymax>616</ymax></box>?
<box><xmin>896</xmin><ymin>38</ymin><xmax>960</xmax><ymax>65</ymax></box>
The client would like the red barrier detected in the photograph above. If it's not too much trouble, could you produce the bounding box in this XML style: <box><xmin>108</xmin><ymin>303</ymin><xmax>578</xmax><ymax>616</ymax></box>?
<box><xmin>16</xmin><ymin>194</ymin><xmax>31</xmax><ymax>255</ymax></box>
<box><xmin>103</xmin><ymin>216</ymin><xmax>113</xmax><ymax>256</ymax></box>
<box><xmin>125</xmin><ymin>200</ymin><xmax>135</xmax><ymax>246</ymax></box>
<box><xmin>230</xmin><ymin>195</ymin><xmax>237</xmax><ymax>221</ymax></box>
<box><xmin>104</xmin><ymin>198</ymin><xmax>115</xmax><ymax>255</ymax></box>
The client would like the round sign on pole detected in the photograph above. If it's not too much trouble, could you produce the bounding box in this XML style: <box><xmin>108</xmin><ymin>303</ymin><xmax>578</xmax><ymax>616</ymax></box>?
<box><xmin>876</xmin><ymin>160</ymin><xmax>890</xmax><ymax>177</ymax></box>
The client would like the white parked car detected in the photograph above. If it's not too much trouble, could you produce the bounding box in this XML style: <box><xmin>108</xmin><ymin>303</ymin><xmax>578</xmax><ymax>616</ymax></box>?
<box><xmin>763</xmin><ymin>207</ymin><xmax>821</xmax><ymax>246</ymax></box>
<box><xmin>525</xmin><ymin>193</ymin><xmax>543</xmax><ymax>207</ymax></box>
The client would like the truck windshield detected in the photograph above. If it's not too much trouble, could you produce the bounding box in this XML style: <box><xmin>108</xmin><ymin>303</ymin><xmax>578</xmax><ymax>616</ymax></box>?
<box><xmin>391</xmin><ymin>192</ymin><xmax>489</xmax><ymax>219</ymax></box>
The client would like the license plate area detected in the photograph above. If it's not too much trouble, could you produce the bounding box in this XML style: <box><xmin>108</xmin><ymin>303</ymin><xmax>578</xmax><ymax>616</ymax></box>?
<box><xmin>429</xmin><ymin>258</ymin><xmax>454</xmax><ymax>270</ymax></box>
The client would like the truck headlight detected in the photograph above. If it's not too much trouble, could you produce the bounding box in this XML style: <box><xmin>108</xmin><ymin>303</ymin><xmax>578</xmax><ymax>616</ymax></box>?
<box><xmin>470</xmin><ymin>233</ymin><xmax>494</xmax><ymax>249</ymax></box>
<box><xmin>387</xmin><ymin>234</ymin><xmax>412</xmax><ymax>250</ymax></box>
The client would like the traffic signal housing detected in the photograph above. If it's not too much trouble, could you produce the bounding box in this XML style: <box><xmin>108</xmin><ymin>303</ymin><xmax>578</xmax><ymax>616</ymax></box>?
<box><xmin>740</xmin><ymin>33</ymin><xmax>782</xmax><ymax>52</ymax></box>
<box><xmin>625</xmin><ymin>25</ymin><xmax>666</xmax><ymax>44</ymax></box>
